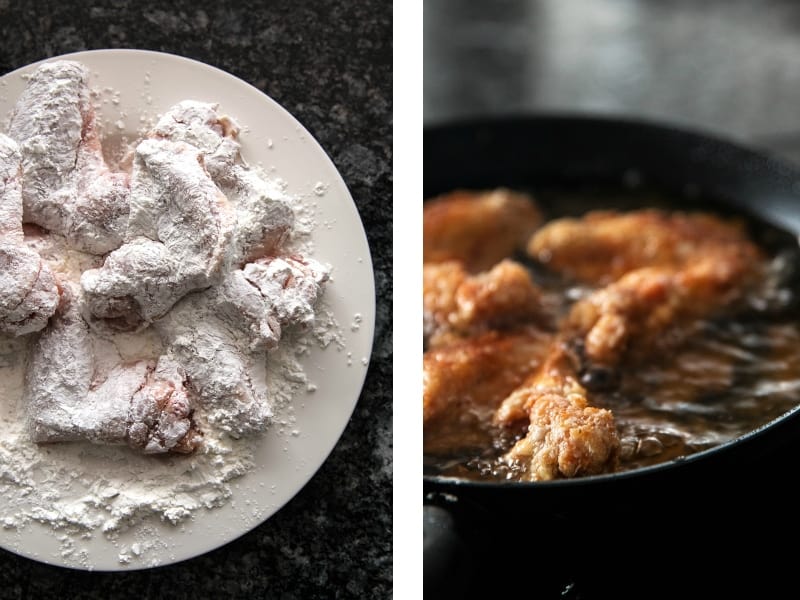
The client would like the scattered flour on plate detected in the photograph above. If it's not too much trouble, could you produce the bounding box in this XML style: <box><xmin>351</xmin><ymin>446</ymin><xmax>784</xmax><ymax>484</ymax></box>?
<box><xmin>0</xmin><ymin>270</ymin><xmax>343</xmax><ymax>565</ymax></box>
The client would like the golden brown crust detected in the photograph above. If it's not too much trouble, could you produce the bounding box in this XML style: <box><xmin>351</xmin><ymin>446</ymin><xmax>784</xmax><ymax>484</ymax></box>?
<box><xmin>423</xmin><ymin>259</ymin><xmax>543</xmax><ymax>348</ymax></box>
<box><xmin>566</xmin><ymin>257</ymin><xmax>763</xmax><ymax>369</ymax></box>
<box><xmin>528</xmin><ymin>209</ymin><xmax>762</xmax><ymax>285</ymax></box>
<box><xmin>423</xmin><ymin>329</ymin><xmax>552</xmax><ymax>455</ymax></box>
<box><xmin>424</xmin><ymin>188</ymin><xmax>542</xmax><ymax>272</ymax></box>
<box><xmin>494</xmin><ymin>345</ymin><xmax>620</xmax><ymax>480</ymax></box>
<box><xmin>424</xmin><ymin>329</ymin><xmax>551</xmax><ymax>423</ymax></box>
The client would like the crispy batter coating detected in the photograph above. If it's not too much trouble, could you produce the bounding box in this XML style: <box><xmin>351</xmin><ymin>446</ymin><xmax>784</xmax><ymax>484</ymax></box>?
<box><xmin>424</xmin><ymin>329</ymin><xmax>551</xmax><ymax>423</ymax></box>
<box><xmin>566</xmin><ymin>252</ymin><xmax>763</xmax><ymax>370</ymax></box>
<box><xmin>567</xmin><ymin>266</ymin><xmax>694</xmax><ymax>368</ymax></box>
<box><xmin>423</xmin><ymin>329</ymin><xmax>551</xmax><ymax>455</ymax></box>
<box><xmin>423</xmin><ymin>259</ymin><xmax>543</xmax><ymax>348</ymax></box>
<box><xmin>530</xmin><ymin>208</ymin><xmax>765</xmax><ymax>371</ymax></box>
<box><xmin>528</xmin><ymin>209</ymin><xmax>762</xmax><ymax>284</ymax></box>
<box><xmin>494</xmin><ymin>344</ymin><xmax>620</xmax><ymax>480</ymax></box>
<box><xmin>489</xmin><ymin>208</ymin><xmax>765</xmax><ymax>479</ymax></box>
<box><xmin>424</xmin><ymin>188</ymin><xmax>542</xmax><ymax>272</ymax></box>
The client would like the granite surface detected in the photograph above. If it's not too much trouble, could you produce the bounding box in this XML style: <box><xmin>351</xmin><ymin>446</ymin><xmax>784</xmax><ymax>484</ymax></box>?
<box><xmin>0</xmin><ymin>1</ymin><xmax>392</xmax><ymax>598</ymax></box>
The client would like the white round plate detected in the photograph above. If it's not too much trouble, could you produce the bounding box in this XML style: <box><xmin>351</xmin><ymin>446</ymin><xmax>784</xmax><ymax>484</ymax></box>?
<box><xmin>0</xmin><ymin>49</ymin><xmax>375</xmax><ymax>570</ymax></box>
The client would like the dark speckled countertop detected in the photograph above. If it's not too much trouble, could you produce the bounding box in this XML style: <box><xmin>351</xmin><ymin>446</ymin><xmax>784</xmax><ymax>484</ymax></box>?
<box><xmin>0</xmin><ymin>0</ymin><xmax>392</xmax><ymax>597</ymax></box>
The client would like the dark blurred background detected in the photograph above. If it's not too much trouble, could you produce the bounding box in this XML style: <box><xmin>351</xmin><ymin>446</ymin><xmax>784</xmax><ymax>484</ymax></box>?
<box><xmin>425</xmin><ymin>0</ymin><xmax>800</xmax><ymax>163</ymax></box>
<box><xmin>0</xmin><ymin>1</ymin><xmax>391</xmax><ymax>598</ymax></box>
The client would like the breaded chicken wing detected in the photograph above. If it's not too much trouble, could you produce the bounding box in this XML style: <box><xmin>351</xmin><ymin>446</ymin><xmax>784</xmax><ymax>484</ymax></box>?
<box><xmin>530</xmin><ymin>208</ymin><xmax>766</xmax><ymax>377</ymax></box>
<box><xmin>494</xmin><ymin>343</ymin><xmax>620</xmax><ymax>480</ymax></box>
<box><xmin>565</xmin><ymin>259</ymin><xmax>757</xmax><ymax>371</ymax></box>
<box><xmin>423</xmin><ymin>328</ymin><xmax>552</xmax><ymax>455</ymax></box>
<box><xmin>424</xmin><ymin>188</ymin><xmax>542</xmax><ymax>272</ymax></box>
<box><xmin>489</xmin><ymin>208</ymin><xmax>764</xmax><ymax>479</ymax></box>
<box><xmin>423</xmin><ymin>259</ymin><xmax>544</xmax><ymax>348</ymax></box>
<box><xmin>528</xmin><ymin>209</ymin><xmax>762</xmax><ymax>285</ymax></box>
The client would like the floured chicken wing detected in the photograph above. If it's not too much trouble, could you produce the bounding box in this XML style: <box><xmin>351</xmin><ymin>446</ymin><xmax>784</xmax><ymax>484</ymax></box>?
<box><xmin>7</xmin><ymin>60</ymin><xmax>129</xmax><ymax>254</ymax></box>
<box><xmin>81</xmin><ymin>139</ymin><xmax>235</xmax><ymax>331</ymax></box>
<box><xmin>423</xmin><ymin>259</ymin><xmax>544</xmax><ymax>348</ymax></box>
<box><xmin>2</xmin><ymin>61</ymin><xmax>333</xmax><ymax>456</ymax></box>
<box><xmin>238</xmin><ymin>256</ymin><xmax>330</xmax><ymax>344</ymax></box>
<box><xmin>157</xmin><ymin>254</ymin><xmax>330</xmax><ymax>437</ymax></box>
<box><xmin>494</xmin><ymin>343</ymin><xmax>620</xmax><ymax>481</ymax></box>
<box><xmin>424</xmin><ymin>188</ymin><xmax>542</xmax><ymax>272</ymax></box>
<box><xmin>157</xmin><ymin>298</ymin><xmax>272</xmax><ymax>438</ymax></box>
<box><xmin>424</xmin><ymin>329</ymin><xmax>552</xmax><ymax>455</ymax></box>
<box><xmin>0</xmin><ymin>134</ymin><xmax>60</xmax><ymax>337</ymax></box>
<box><xmin>149</xmin><ymin>100</ymin><xmax>295</xmax><ymax>265</ymax></box>
<box><xmin>149</xmin><ymin>99</ymin><xmax>241</xmax><ymax>183</ymax></box>
<box><xmin>0</xmin><ymin>245</ymin><xmax>60</xmax><ymax>337</ymax></box>
<box><xmin>24</xmin><ymin>286</ymin><xmax>200</xmax><ymax>453</ymax></box>
<box><xmin>0</xmin><ymin>135</ymin><xmax>24</xmax><ymax>244</ymax></box>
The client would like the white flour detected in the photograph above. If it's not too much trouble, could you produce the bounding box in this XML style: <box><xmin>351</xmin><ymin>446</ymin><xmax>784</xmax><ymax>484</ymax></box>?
<box><xmin>0</xmin><ymin>224</ymin><xmax>342</xmax><ymax>565</ymax></box>
<box><xmin>0</xmin><ymin>64</ymin><xmax>345</xmax><ymax>567</ymax></box>
<box><xmin>0</xmin><ymin>311</ymin><xmax>340</xmax><ymax>565</ymax></box>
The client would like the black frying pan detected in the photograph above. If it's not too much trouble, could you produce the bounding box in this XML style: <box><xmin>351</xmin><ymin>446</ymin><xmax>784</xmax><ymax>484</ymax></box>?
<box><xmin>423</xmin><ymin>115</ymin><xmax>800</xmax><ymax>597</ymax></box>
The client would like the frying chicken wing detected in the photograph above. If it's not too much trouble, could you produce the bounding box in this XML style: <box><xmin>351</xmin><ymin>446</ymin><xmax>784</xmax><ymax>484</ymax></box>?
<box><xmin>7</xmin><ymin>60</ymin><xmax>129</xmax><ymax>254</ymax></box>
<box><xmin>423</xmin><ymin>259</ymin><xmax>544</xmax><ymax>348</ymax></box>
<box><xmin>423</xmin><ymin>328</ymin><xmax>552</xmax><ymax>455</ymax></box>
<box><xmin>529</xmin><ymin>208</ymin><xmax>766</xmax><ymax>378</ymax></box>
<box><xmin>565</xmin><ymin>259</ymin><xmax>757</xmax><ymax>373</ymax></box>
<box><xmin>424</xmin><ymin>194</ymin><xmax>776</xmax><ymax>481</ymax></box>
<box><xmin>528</xmin><ymin>209</ymin><xmax>762</xmax><ymax>285</ymax></box>
<box><xmin>489</xmin><ymin>208</ymin><xmax>765</xmax><ymax>479</ymax></box>
<box><xmin>494</xmin><ymin>342</ymin><xmax>620</xmax><ymax>480</ymax></box>
<box><xmin>0</xmin><ymin>134</ymin><xmax>60</xmax><ymax>337</ymax></box>
<box><xmin>424</xmin><ymin>188</ymin><xmax>542</xmax><ymax>272</ymax></box>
